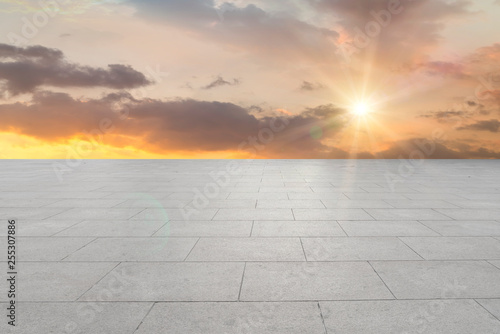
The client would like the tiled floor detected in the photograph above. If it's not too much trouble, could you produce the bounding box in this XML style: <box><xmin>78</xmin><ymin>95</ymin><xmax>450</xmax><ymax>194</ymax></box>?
<box><xmin>1</xmin><ymin>160</ymin><xmax>500</xmax><ymax>333</ymax></box>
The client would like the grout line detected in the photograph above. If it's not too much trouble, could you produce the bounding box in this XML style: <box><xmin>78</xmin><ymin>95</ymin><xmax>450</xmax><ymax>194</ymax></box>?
<box><xmin>336</xmin><ymin>220</ymin><xmax>349</xmax><ymax>237</ymax></box>
<box><xmin>183</xmin><ymin>238</ymin><xmax>201</xmax><ymax>261</ymax></box>
<box><xmin>368</xmin><ymin>261</ymin><xmax>397</xmax><ymax>300</ymax></box>
<box><xmin>75</xmin><ymin>262</ymin><xmax>121</xmax><ymax>301</ymax></box>
<box><xmin>397</xmin><ymin>237</ymin><xmax>426</xmax><ymax>260</ymax></box>
<box><xmin>250</xmin><ymin>220</ymin><xmax>255</xmax><ymax>237</ymax></box>
<box><xmin>60</xmin><ymin>237</ymin><xmax>98</xmax><ymax>261</ymax></box>
<box><xmin>299</xmin><ymin>237</ymin><xmax>308</xmax><ymax>261</ymax></box>
<box><xmin>317</xmin><ymin>302</ymin><xmax>329</xmax><ymax>334</ymax></box>
<box><xmin>473</xmin><ymin>299</ymin><xmax>500</xmax><ymax>322</ymax></box>
<box><xmin>237</xmin><ymin>262</ymin><xmax>247</xmax><ymax>301</ymax></box>
<box><xmin>133</xmin><ymin>302</ymin><xmax>156</xmax><ymax>333</ymax></box>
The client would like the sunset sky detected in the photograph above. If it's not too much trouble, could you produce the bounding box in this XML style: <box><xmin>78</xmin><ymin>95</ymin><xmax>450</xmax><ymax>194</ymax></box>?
<box><xmin>0</xmin><ymin>0</ymin><xmax>499</xmax><ymax>159</ymax></box>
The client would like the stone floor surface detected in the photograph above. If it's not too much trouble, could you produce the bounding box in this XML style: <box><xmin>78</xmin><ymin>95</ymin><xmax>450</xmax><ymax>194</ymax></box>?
<box><xmin>0</xmin><ymin>159</ymin><xmax>500</xmax><ymax>333</ymax></box>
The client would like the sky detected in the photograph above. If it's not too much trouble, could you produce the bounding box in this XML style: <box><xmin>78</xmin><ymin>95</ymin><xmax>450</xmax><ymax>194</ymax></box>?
<box><xmin>0</xmin><ymin>0</ymin><xmax>499</xmax><ymax>159</ymax></box>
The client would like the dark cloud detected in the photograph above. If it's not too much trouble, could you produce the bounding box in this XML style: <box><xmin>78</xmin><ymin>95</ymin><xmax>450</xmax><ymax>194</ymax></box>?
<box><xmin>313</xmin><ymin>0</ymin><xmax>474</xmax><ymax>66</ymax></box>
<box><xmin>203</xmin><ymin>76</ymin><xmax>240</xmax><ymax>90</ymax></box>
<box><xmin>375</xmin><ymin>138</ymin><xmax>500</xmax><ymax>159</ymax></box>
<box><xmin>0</xmin><ymin>43</ymin><xmax>152</xmax><ymax>96</ymax></box>
<box><xmin>458</xmin><ymin>119</ymin><xmax>500</xmax><ymax>132</ymax></box>
<box><xmin>128</xmin><ymin>0</ymin><xmax>339</xmax><ymax>63</ymax></box>
<box><xmin>0</xmin><ymin>91</ymin><xmax>350</xmax><ymax>156</ymax></box>
<box><xmin>300</xmin><ymin>81</ymin><xmax>325</xmax><ymax>91</ymax></box>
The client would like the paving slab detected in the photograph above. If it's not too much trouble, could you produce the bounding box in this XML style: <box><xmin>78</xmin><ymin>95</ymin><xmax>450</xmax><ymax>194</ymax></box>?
<box><xmin>339</xmin><ymin>220</ymin><xmax>438</xmax><ymax>236</ymax></box>
<box><xmin>436</xmin><ymin>209</ymin><xmax>500</xmax><ymax>220</ymax></box>
<box><xmin>240</xmin><ymin>262</ymin><xmax>394</xmax><ymax>301</ymax></box>
<box><xmin>321</xmin><ymin>200</ymin><xmax>393</xmax><ymax>208</ymax></box>
<box><xmin>383</xmin><ymin>199</ymin><xmax>459</xmax><ymax>208</ymax></box>
<box><xmin>301</xmin><ymin>237</ymin><xmax>422</xmax><ymax>261</ymax></box>
<box><xmin>293</xmin><ymin>209</ymin><xmax>373</xmax><ymax>221</ymax></box>
<box><xmin>256</xmin><ymin>199</ymin><xmax>325</xmax><ymax>208</ymax></box>
<box><xmin>154</xmin><ymin>220</ymin><xmax>252</xmax><ymax>237</ymax></box>
<box><xmin>49</xmin><ymin>208</ymin><xmax>144</xmax><ymax>220</ymax></box>
<box><xmin>136</xmin><ymin>302</ymin><xmax>326</xmax><ymax>334</ymax></box>
<box><xmin>65</xmin><ymin>237</ymin><xmax>198</xmax><ymax>261</ymax></box>
<box><xmin>252</xmin><ymin>220</ymin><xmax>346</xmax><ymax>237</ymax></box>
<box><xmin>81</xmin><ymin>262</ymin><xmax>245</xmax><ymax>301</ymax></box>
<box><xmin>320</xmin><ymin>299</ymin><xmax>500</xmax><ymax>334</ymax></box>
<box><xmin>365</xmin><ymin>209</ymin><xmax>451</xmax><ymax>220</ymax></box>
<box><xmin>56</xmin><ymin>220</ymin><xmax>166</xmax><ymax>237</ymax></box>
<box><xmin>371</xmin><ymin>260</ymin><xmax>500</xmax><ymax>299</ymax></box>
<box><xmin>213</xmin><ymin>209</ymin><xmax>294</xmax><ymax>220</ymax></box>
<box><xmin>421</xmin><ymin>220</ymin><xmax>500</xmax><ymax>236</ymax></box>
<box><xmin>0</xmin><ymin>219</ymin><xmax>82</xmax><ymax>236</ymax></box>
<box><xmin>400</xmin><ymin>237</ymin><xmax>500</xmax><ymax>260</ymax></box>
<box><xmin>0</xmin><ymin>237</ymin><xmax>94</xmax><ymax>261</ymax></box>
<box><xmin>0</xmin><ymin>302</ymin><xmax>152</xmax><ymax>334</ymax></box>
<box><xmin>0</xmin><ymin>262</ymin><xmax>117</xmax><ymax>302</ymax></box>
<box><xmin>186</xmin><ymin>238</ymin><xmax>305</xmax><ymax>261</ymax></box>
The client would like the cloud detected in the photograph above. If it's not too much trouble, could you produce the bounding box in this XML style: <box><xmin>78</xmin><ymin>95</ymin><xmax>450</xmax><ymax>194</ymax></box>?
<box><xmin>418</xmin><ymin>110</ymin><xmax>469</xmax><ymax>122</ymax></box>
<box><xmin>458</xmin><ymin>119</ymin><xmax>500</xmax><ymax>132</ymax></box>
<box><xmin>0</xmin><ymin>43</ymin><xmax>152</xmax><ymax>96</ymax></box>
<box><xmin>316</xmin><ymin>0</ymin><xmax>475</xmax><ymax>66</ymax></box>
<box><xmin>375</xmin><ymin>138</ymin><xmax>500</xmax><ymax>159</ymax></box>
<box><xmin>128</xmin><ymin>0</ymin><xmax>339</xmax><ymax>63</ymax></box>
<box><xmin>300</xmin><ymin>80</ymin><xmax>325</xmax><ymax>91</ymax></box>
<box><xmin>0</xmin><ymin>91</ymin><xmax>350</xmax><ymax>157</ymax></box>
<box><xmin>203</xmin><ymin>76</ymin><xmax>240</xmax><ymax>89</ymax></box>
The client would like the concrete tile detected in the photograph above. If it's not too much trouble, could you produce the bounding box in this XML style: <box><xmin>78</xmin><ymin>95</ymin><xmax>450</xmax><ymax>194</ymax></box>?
<box><xmin>256</xmin><ymin>199</ymin><xmax>324</xmax><ymax>208</ymax></box>
<box><xmin>343</xmin><ymin>193</ymin><xmax>409</xmax><ymax>200</ymax></box>
<box><xmin>446</xmin><ymin>200</ymin><xmax>500</xmax><ymax>209</ymax></box>
<box><xmin>371</xmin><ymin>260</ymin><xmax>500</xmax><ymax>299</ymax></box>
<box><xmin>214</xmin><ymin>209</ymin><xmax>293</xmax><ymax>220</ymax></box>
<box><xmin>339</xmin><ymin>220</ymin><xmax>438</xmax><ymax>236</ymax></box>
<box><xmin>154</xmin><ymin>220</ymin><xmax>252</xmax><ymax>237</ymax></box>
<box><xmin>293</xmin><ymin>209</ymin><xmax>373</xmax><ymax>221</ymax></box>
<box><xmin>50</xmin><ymin>208</ymin><xmax>143</xmax><ymax>220</ymax></box>
<box><xmin>186</xmin><ymin>238</ymin><xmax>305</xmax><ymax>261</ymax></box>
<box><xmin>384</xmin><ymin>200</ymin><xmax>459</xmax><ymax>209</ymax></box>
<box><xmin>65</xmin><ymin>237</ymin><xmax>198</xmax><ymax>261</ymax></box>
<box><xmin>400</xmin><ymin>237</ymin><xmax>500</xmax><ymax>260</ymax></box>
<box><xmin>365</xmin><ymin>209</ymin><xmax>451</xmax><ymax>220</ymax></box>
<box><xmin>436</xmin><ymin>209</ymin><xmax>500</xmax><ymax>220</ymax></box>
<box><xmin>0</xmin><ymin>237</ymin><xmax>94</xmax><ymax>261</ymax></box>
<box><xmin>188</xmin><ymin>199</ymin><xmax>257</xmax><ymax>208</ymax></box>
<box><xmin>136</xmin><ymin>302</ymin><xmax>325</xmax><ymax>334</ymax></box>
<box><xmin>0</xmin><ymin>302</ymin><xmax>152</xmax><ymax>334</ymax></box>
<box><xmin>476</xmin><ymin>299</ymin><xmax>500</xmax><ymax>320</ymax></box>
<box><xmin>228</xmin><ymin>192</ymin><xmax>288</xmax><ymax>199</ymax></box>
<box><xmin>81</xmin><ymin>262</ymin><xmax>245</xmax><ymax>301</ymax></box>
<box><xmin>131</xmin><ymin>208</ymin><xmax>218</xmax><ymax>221</ymax></box>
<box><xmin>252</xmin><ymin>220</ymin><xmax>346</xmax><ymax>237</ymax></box>
<box><xmin>321</xmin><ymin>200</ymin><xmax>393</xmax><ymax>208</ymax></box>
<box><xmin>321</xmin><ymin>299</ymin><xmax>500</xmax><ymax>334</ymax></box>
<box><xmin>240</xmin><ymin>262</ymin><xmax>394</xmax><ymax>301</ymax></box>
<box><xmin>44</xmin><ymin>199</ymin><xmax>126</xmax><ymax>208</ymax></box>
<box><xmin>115</xmin><ymin>198</ymin><xmax>190</xmax><ymax>208</ymax></box>
<box><xmin>0</xmin><ymin>220</ymin><xmax>82</xmax><ymax>236</ymax></box>
<box><xmin>288</xmin><ymin>192</ymin><xmax>348</xmax><ymax>200</ymax></box>
<box><xmin>56</xmin><ymin>220</ymin><xmax>166</xmax><ymax>237</ymax></box>
<box><xmin>0</xmin><ymin>262</ymin><xmax>117</xmax><ymax>302</ymax></box>
<box><xmin>0</xmin><ymin>198</ymin><xmax>60</xmax><ymax>208</ymax></box>
<box><xmin>301</xmin><ymin>237</ymin><xmax>422</xmax><ymax>261</ymax></box>
<box><xmin>0</xmin><ymin>208</ymin><xmax>70</xmax><ymax>220</ymax></box>
<box><xmin>421</xmin><ymin>221</ymin><xmax>500</xmax><ymax>236</ymax></box>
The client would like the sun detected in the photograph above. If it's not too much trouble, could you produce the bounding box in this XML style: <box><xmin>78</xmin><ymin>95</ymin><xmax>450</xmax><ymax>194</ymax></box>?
<box><xmin>351</xmin><ymin>102</ymin><xmax>371</xmax><ymax>116</ymax></box>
